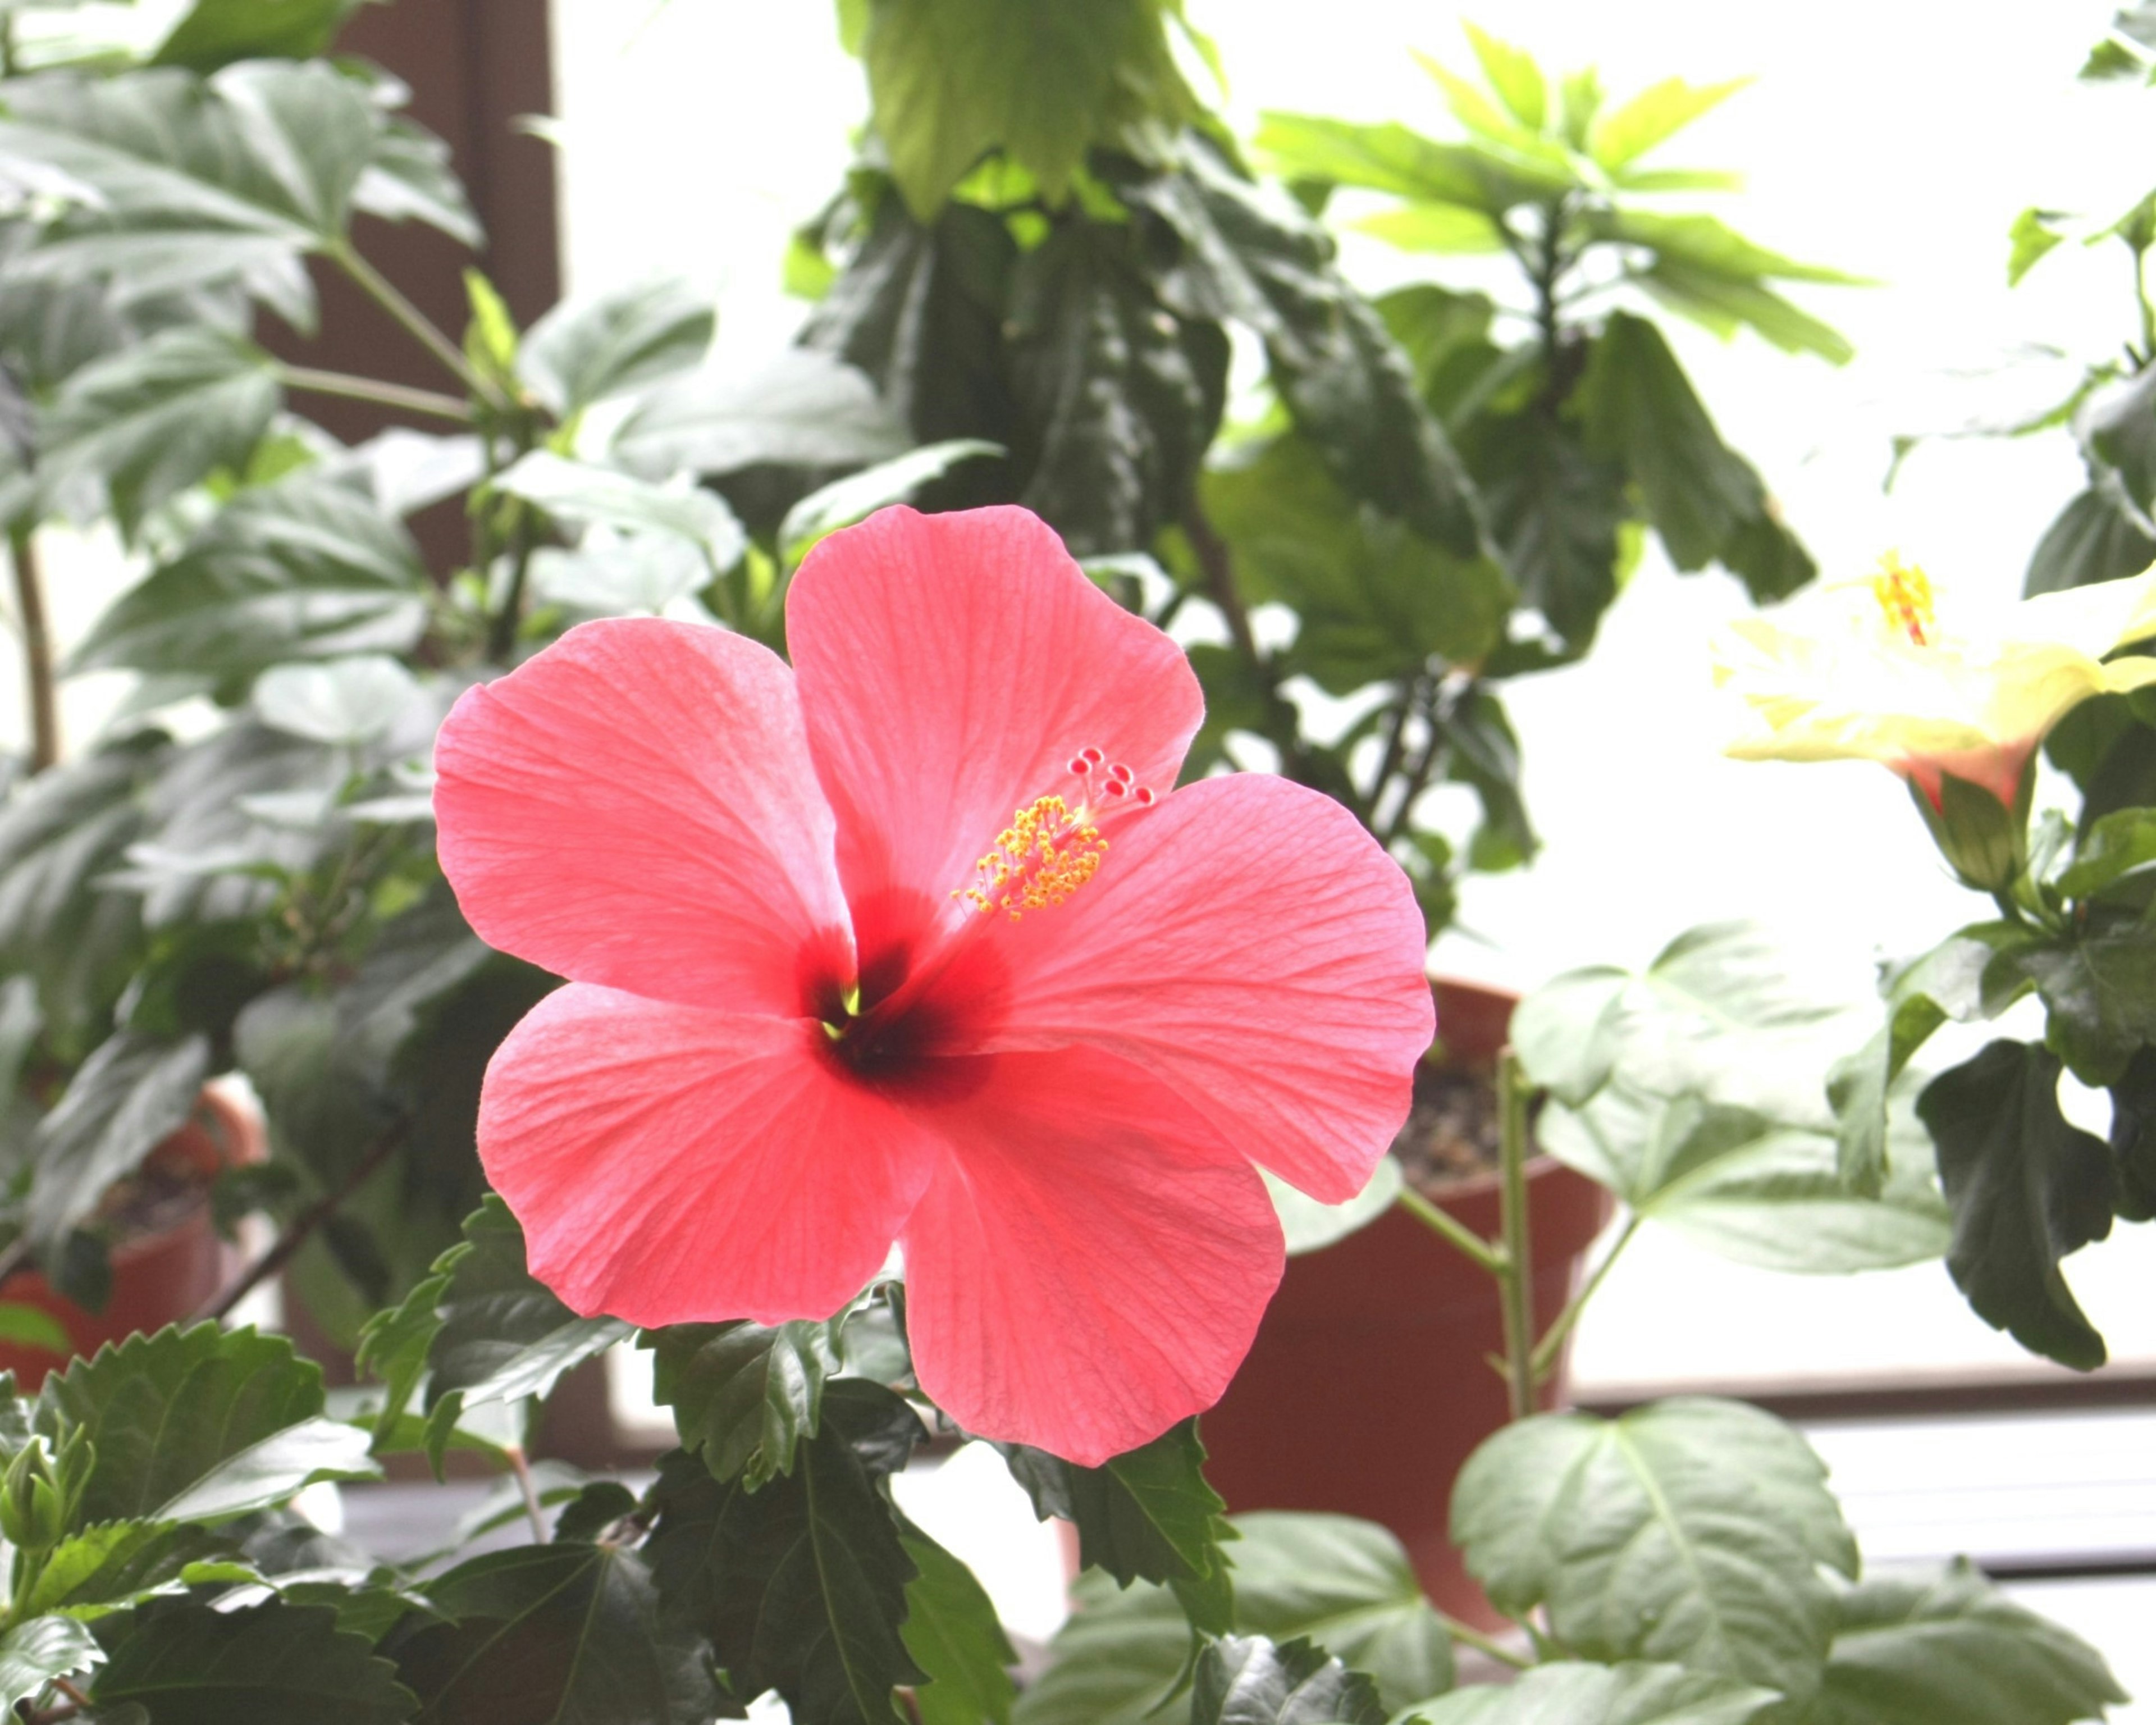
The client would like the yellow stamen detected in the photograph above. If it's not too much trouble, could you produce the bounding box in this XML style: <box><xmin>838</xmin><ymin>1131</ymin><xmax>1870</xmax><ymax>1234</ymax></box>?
<box><xmin>949</xmin><ymin>795</ymin><xmax>1108</xmax><ymax>922</ymax></box>
<box><xmin>1871</xmin><ymin>553</ymin><xmax>1935</xmax><ymax>647</ymax></box>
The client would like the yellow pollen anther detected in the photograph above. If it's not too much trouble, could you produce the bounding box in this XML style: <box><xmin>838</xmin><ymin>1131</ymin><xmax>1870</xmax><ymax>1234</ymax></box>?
<box><xmin>948</xmin><ymin>795</ymin><xmax>1108</xmax><ymax>922</ymax></box>
<box><xmin>1871</xmin><ymin>553</ymin><xmax>1935</xmax><ymax>647</ymax></box>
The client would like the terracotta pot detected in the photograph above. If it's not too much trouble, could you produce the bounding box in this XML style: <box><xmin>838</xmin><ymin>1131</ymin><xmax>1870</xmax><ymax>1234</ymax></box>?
<box><xmin>0</xmin><ymin>1088</ymin><xmax>262</xmax><ymax>1388</ymax></box>
<box><xmin>1200</xmin><ymin>978</ymin><xmax>1613</xmax><ymax>1629</ymax></box>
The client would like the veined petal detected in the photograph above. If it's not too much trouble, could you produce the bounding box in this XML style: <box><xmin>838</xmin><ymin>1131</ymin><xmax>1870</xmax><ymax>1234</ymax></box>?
<box><xmin>969</xmin><ymin>773</ymin><xmax>1434</xmax><ymax>1203</ymax></box>
<box><xmin>787</xmin><ymin>506</ymin><xmax>1202</xmax><ymax>984</ymax></box>
<box><xmin>477</xmin><ymin>984</ymin><xmax>943</xmax><ymax>1326</ymax></box>
<box><xmin>901</xmin><ymin>1048</ymin><xmax>1283</xmax><ymax>1466</ymax></box>
<box><xmin>435</xmin><ymin>618</ymin><xmax>853</xmax><ymax>1017</ymax></box>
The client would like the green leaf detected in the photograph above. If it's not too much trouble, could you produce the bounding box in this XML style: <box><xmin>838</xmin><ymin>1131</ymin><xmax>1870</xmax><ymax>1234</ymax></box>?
<box><xmin>1202</xmin><ymin>432</ymin><xmax>1509</xmax><ymax>694</ymax></box>
<box><xmin>2025</xmin><ymin>488</ymin><xmax>2156</xmax><ymax>596</ymax></box>
<box><xmin>1002</xmin><ymin>1418</ymin><xmax>1231</xmax><ymax>1615</ymax></box>
<box><xmin>861</xmin><ymin>0</ymin><xmax>1197</xmax><ymax>217</ymax></box>
<box><xmin>152</xmin><ymin>0</ymin><xmax>364</xmax><ymax>70</ymax></box>
<box><xmin>0</xmin><ymin>1303</ymin><xmax>71</xmax><ymax>1356</ymax></box>
<box><xmin>1465</xmin><ymin>407</ymin><xmax>1627</xmax><ymax>650</ymax></box>
<box><xmin>2080</xmin><ymin>365</ymin><xmax>2156</xmax><ymax>533</ymax></box>
<box><xmin>900</xmin><ymin>1524</ymin><xmax>1017</xmax><ymax>1725</ymax></box>
<box><xmin>24</xmin><ymin>1521</ymin><xmax>230</xmax><ymax>1618</ymax></box>
<box><xmin>1195</xmin><ymin>1635</ymin><xmax>1386</xmax><ymax>1725</ymax></box>
<box><xmin>614</xmin><ymin>346</ymin><xmax>908</xmax><ymax>478</ymax></box>
<box><xmin>519</xmin><ymin>277</ymin><xmax>714</xmax><ymax>419</ymax></box>
<box><xmin>390</xmin><ymin>1542</ymin><xmax>723</xmax><ymax>1724</ymax></box>
<box><xmin>38</xmin><ymin>327</ymin><xmax>278</xmax><ymax>536</ymax></box>
<box><xmin>1402</xmin><ymin>1660</ymin><xmax>1776</xmax><ymax>1725</ymax></box>
<box><xmin>1253</xmin><ymin>113</ymin><xmax>1573</xmax><ymax>212</ymax></box>
<box><xmin>779</xmin><ymin>439</ymin><xmax>1004</xmax><ymax>567</ymax></box>
<box><xmin>39</xmin><ymin>1325</ymin><xmax>325</xmax><ymax>1531</ymax></box>
<box><xmin>1451</xmin><ymin>1399</ymin><xmax>1853</xmax><ymax>1706</ymax></box>
<box><xmin>1577</xmin><ymin>312</ymin><xmax>1811</xmax><ymax>592</ymax></box>
<box><xmin>1596</xmin><ymin>211</ymin><xmax>1861</xmax><ymax>286</ymax></box>
<box><xmin>1800</xmin><ymin>1560</ymin><xmax>2127</xmax><ymax>1725</ymax></box>
<box><xmin>1638</xmin><ymin>261</ymin><xmax>1854</xmax><ymax>365</ymax></box>
<box><xmin>2008</xmin><ymin>208</ymin><xmax>2069</xmax><ymax>286</ymax></box>
<box><xmin>1589</xmin><ymin>76</ymin><xmax>1750</xmax><ymax>169</ymax></box>
<box><xmin>68</xmin><ymin>473</ymin><xmax>430</xmax><ymax>681</ymax></box>
<box><xmin>1460</xmin><ymin>24</ymin><xmax>1547</xmax><ymax>130</ymax></box>
<box><xmin>1016</xmin><ymin>1512</ymin><xmax>1452</xmax><ymax>1725</ymax></box>
<box><xmin>24</xmin><ymin>1030</ymin><xmax>210</xmax><ymax>1248</ymax></box>
<box><xmin>646</xmin><ymin>1318</ymin><xmax>844</xmax><ymax>1489</ymax></box>
<box><xmin>1917</xmin><ymin>1040</ymin><xmax>2117</xmax><ymax>1370</ymax></box>
<box><xmin>0</xmin><ymin>1616</ymin><xmax>101</xmax><ymax>1713</ymax></box>
<box><xmin>1264</xmin><ymin>1156</ymin><xmax>1404</xmax><ymax>1256</ymax></box>
<box><xmin>153</xmin><ymin>1416</ymin><xmax>380</xmax><ymax>1523</ymax></box>
<box><xmin>1984</xmin><ymin>920</ymin><xmax>2156</xmax><ymax>1085</ymax></box>
<box><xmin>2058</xmin><ymin>806</ymin><xmax>2156</xmax><ymax>897</ymax></box>
<box><xmin>355</xmin><ymin>113</ymin><xmax>482</xmax><ymax>248</ymax></box>
<box><xmin>1350</xmin><ymin>203</ymin><xmax>1507</xmax><ymax>255</ymax></box>
<box><xmin>647</xmin><ymin>1381</ymin><xmax>927</xmax><ymax>1725</ymax></box>
<box><xmin>93</xmin><ymin>1600</ymin><xmax>413</xmax><ymax>1724</ymax></box>
<box><xmin>1825</xmin><ymin>990</ymin><xmax>1949</xmax><ymax>1196</ymax></box>
<box><xmin>495</xmin><ymin>450</ymin><xmax>747</xmax><ymax>572</ymax></box>
<box><xmin>252</xmin><ymin>655</ymin><xmax>422</xmax><ymax>746</ymax></box>
<box><xmin>1511</xmin><ymin>966</ymin><xmax>1629</xmax><ymax>1106</ymax></box>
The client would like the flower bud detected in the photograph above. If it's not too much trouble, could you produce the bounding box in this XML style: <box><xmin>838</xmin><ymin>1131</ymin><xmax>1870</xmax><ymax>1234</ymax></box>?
<box><xmin>1905</xmin><ymin>754</ymin><xmax>2034</xmax><ymax>895</ymax></box>
<box><xmin>1</xmin><ymin>1438</ymin><xmax>65</xmax><ymax>1555</ymax></box>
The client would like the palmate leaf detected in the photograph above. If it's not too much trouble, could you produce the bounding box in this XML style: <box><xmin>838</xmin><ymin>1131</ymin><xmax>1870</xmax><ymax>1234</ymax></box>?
<box><xmin>1015</xmin><ymin>1512</ymin><xmax>1452</xmax><ymax>1725</ymax></box>
<box><xmin>613</xmin><ymin>346</ymin><xmax>908</xmax><ymax>480</ymax></box>
<box><xmin>1193</xmin><ymin>1635</ymin><xmax>1385</xmax><ymax>1725</ymax></box>
<box><xmin>389</xmin><ymin>1542</ymin><xmax>723</xmax><ymax>1725</ymax></box>
<box><xmin>91</xmin><ymin>1599</ymin><xmax>413</xmax><ymax>1725</ymax></box>
<box><xmin>519</xmin><ymin>276</ymin><xmax>715</xmax><ymax>419</ymax></box>
<box><xmin>1452</xmin><ymin>1399</ymin><xmax>1854</xmax><ymax>1708</ymax></box>
<box><xmin>1402</xmin><ymin>1660</ymin><xmax>1776</xmax><ymax>1725</ymax></box>
<box><xmin>646</xmin><ymin>1318</ymin><xmax>844</xmax><ymax>1489</ymax></box>
<box><xmin>647</xmin><ymin>1381</ymin><xmax>927</xmax><ymax>1725</ymax></box>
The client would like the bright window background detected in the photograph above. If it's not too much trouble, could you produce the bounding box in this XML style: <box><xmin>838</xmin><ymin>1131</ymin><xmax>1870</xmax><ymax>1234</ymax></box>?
<box><xmin>550</xmin><ymin>0</ymin><xmax>2156</xmax><ymax>1390</ymax></box>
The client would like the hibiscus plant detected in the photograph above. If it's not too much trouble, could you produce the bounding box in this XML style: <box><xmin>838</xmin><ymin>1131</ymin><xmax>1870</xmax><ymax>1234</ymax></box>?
<box><xmin>0</xmin><ymin>0</ymin><xmax>2122</xmax><ymax>1723</ymax></box>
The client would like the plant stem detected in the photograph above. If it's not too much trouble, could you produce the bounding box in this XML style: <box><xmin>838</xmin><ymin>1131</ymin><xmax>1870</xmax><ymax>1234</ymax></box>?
<box><xmin>485</xmin><ymin>503</ymin><xmax>536</xmax><ymax>661</ymax></box>
<box><xmin>1529</xmin><ymin>1213</ymin><xmax>1638</xmax><ymax>1383</ymax></box>
<box><xmin>1432</xmin><ymin>1608</ymin><xmax>1531</xmax><ymax>1671</ymax></box>
<box><xmin>330</xmin><ymin>240</ymin><xmax>498</xmax><ymax>407</ymax></box>
<box><xmin>7</xmin><ymin>524</ymin><xmax>57</xmax><ymax>773</ymax></box>
<box><xmin>1495</xmin><ymin>1048</ymin><xmax>1537</xmax><ymax>1423</ymax></box>
<box><xmin>1396</xmin><ymin>1184</ymin><xmax>1506</xmax><ymax>1275</ymax></box>
<box><xmin>195</xmin><ymin>1116</ymin><xmax>412</xmax><ymax>1322</ymax></box>
<box><xmin>505</xmin><ymin>1444</ymin><xmax>549</xmax><ymax>1543</ymax></box>
<box><xmin>275</xmin><ymin>364</ymin><xmax>476</xmax><ymax>425</ymax></box>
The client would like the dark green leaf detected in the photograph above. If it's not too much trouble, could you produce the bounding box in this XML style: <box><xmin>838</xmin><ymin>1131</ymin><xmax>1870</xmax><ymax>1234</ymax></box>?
<box><xmin>1984</xmin><ymin>920</ymin><xmax>2156</xmax><ymax>1084</ymax></box>
<box><xmin>646</xmin><ymin>1318</ymin><xmax>843</xmax><ymax>1489</ymax></box>
<box><xmin>1825</xmin><ymin>989</ymin><xmax>1948</xmax><ymax>1196</ymax></box>
<box><xmin>1015</xmin><ymin>1512</ymin><xmax>1451</xmax><ymax>1725</ymax></box>
<box><xmin>861</xmin><ymin>0</ymin><xmax>1196</xmax><ymax>217</ymax></box>
<box><xmin>1451</xmin><ymin>1399</ymin><xmax>1852</xmax><ymax>1706</ymax></box>
<box><xmin>1403</xmin><ymin>1660</ymin><xmax>1775</xmax><ymax>1725</ymax></box>
<box><xmin>1804</xmin><ymin>1561</ymin><xmax>2126</xmax><ymax>1725</ymax></box>
<box><xmin>38</xmin><ymin>327</ymin><xmax>277</xmax><ymax>536</ymax></box>
<box><xmin>2057</xmin><ymin>806</ymin><xmax>2156</xmax><ymax>898</ymax></box>
<box><xmin>152</xmin><ymin>0</ymin><xmax>365</xmax><ymax>70</ymax></box>
<box><xmin>648</xmin><ymin>1382</ymin><xmax>927</xmax><ymax>1725</ymax></box>
<box><xmin>0</xmin><ymin>1615</ymin><xmax>101</xmax><ymax>1713</ymax></box>
<box><xmin>39</xmin><ymin>1324</ymin><xmax>324</xmax><ymax>1530</ymax></box>
<box><xmin>24</xmin><ymin>1030</ymin><xmax>209</xmax><ymax>1247</ymax></box>
<box><xmin>1917</xmin><ymin>1040</ymin><xmax>2116</xmax><ymax>1370</ymax></box>
<box><xmin>520</xmin><ymin>277</ymin><xmax>715</xmax><ymax>419</ymax></box>
<box><xmin>1194</xmin><ymin>1635</ymin><xmax>1385</xmax><ymax>1725</ymax></box>
<box><xmin>1467</xmin><ymin>409</ymin><xmax>1625</xmax><ymax>651</ymax></box>
<box><xmin>153</xmin><ymin>1415</ymin><xmax>380</xmax><ymax>1522</ymax></box>
<box><xmin>391</xmin><ymin>1542</ymin><xmax>723</xmax><ymax>1725</ymax></box>
<box><xmin>900</xmin><ymin>1523</ymin><xmax>1017</xmax><ymax>1725</ymax></box>
<box><xmin>2026</xmin><ymin>489</ymin><xmax>2156</xmax><ymax>595</ymax></box>
<box><xmin>69</xmin><ymin>473</ymin><xmax>428</xmax><ymax>680</ymax></box>
<box><xmin>92</xmin><ymin>1600</ymin><xmax>413</xmax><ymax>1724</ymax></box>
<box><xmin>2081</xmin><ymin>364</ymin><xmax>2156</xmax><ymax>532</ymax></box>
<box><xmin>2111</xmin><ymin>1044</ymin><xmax>2156</xmax><ymax>1220</ymax></box>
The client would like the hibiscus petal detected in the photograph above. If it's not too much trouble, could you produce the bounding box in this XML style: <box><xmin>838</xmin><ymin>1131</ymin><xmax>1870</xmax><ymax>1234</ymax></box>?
<box><xmin>435</xmin><ymin>618</ymin><xmax>853</xmax><ymax>1017</ymax></box>
<box><xmin>901</xmin><ymin>1048</ymin><xmax>1283</xmax><ymax>1466</ymax></box>
<box><xmin>478</xmin><ymin>984</ymin><xmax>942</xmax><ymax>1325</ymax></box>
<box><xmin>787</xmin><ymin>506</ymin><xmax>1202</xmax><ymax>979</ymax></box>
<box><xmin>972</xmin><ymin>773</ymin><xmax>1434</xmax><ymax>1203</ymax></box>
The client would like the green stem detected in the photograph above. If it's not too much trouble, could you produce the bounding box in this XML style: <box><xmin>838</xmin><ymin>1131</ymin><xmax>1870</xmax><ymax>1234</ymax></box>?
<box><xmin>1397</xmin><ymin>1183</ymin><xmax>1506</xmax><ymax>1276</ymax></box>
<box><xmin>1433</xmin><ymin>1608</ymin><xmax>1531</xmax><ymax>1670</ymax></box>
<box><xmin>330</xmin><ymin>240</ymin><xmax>498</xmax><ymax>405</ymax></box>
<box><xmin>7</xmin><ymin>524</ymin><xmax>57</xmax><ymax>773</ymax></box>
<box><xmin>275</xmin><ymin>364</ymin><xmax>476</xmax><ymax>425</ymax></box>
<box><xmin>1496</xmin><ymin>1048</ymin><xmax>1536</xmax><ymax>1423</ymax></box>
<box><xmin>2135</xmin><ymin>243</ymin><xmax>2155</xmax><ymax>362</ymax></box>
<box><xmin>486</xmin><ymin>503</ymin><xmax>537</xmax><ymax>661</ymax></box>
<box><xmin>1529</xmin><ymin>1213</ymin><xmax>1638</xmax><ymax>1383</ymax></box>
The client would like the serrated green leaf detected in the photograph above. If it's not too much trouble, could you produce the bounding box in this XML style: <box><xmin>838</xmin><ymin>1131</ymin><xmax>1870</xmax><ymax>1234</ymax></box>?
<box><xmin>1589</xmin><ymin>76</ymin><xmax>1750</xmax><ymax>169</ymax></box>
<box><xmin>0</xmin><ymin>1614</ymin><xmax>102</xmax><ymax>1713</ymax></box>
<box><xmin>1917</xmin><ymin>1040</ymin><xmax>2116</xmax><ymax>1370</ymax></box>
<box><xmin>519</xmin><ymin>276</ymin><xmax>714</xmax><ymax>419</ymax></box>
<box><xmin>390</xmin><ymin>1542</ymin><xmax>722</xmax><ymax>1724</ymax></box>
<box><xmin>646</xmin><ymin>1318</ymin><xmax>843</xmax><ymax>1488</ymax></box>
<box><xmin>92</xmin><ymin>1599</ymin><xmax>413</xmax><ymax>1724</ymax></box>
<box><xmin>25</xmin><ymin>1521</ymin><xmax>230</xmax><ymax>1618</ymax></box>
<box><xmin>1400</xmin><ymin>1660</ymin><xmax>1775</xmax><ymax>1724</ymax></box>
<box><xmin>152</xmin><ymin>1416</ymin><xmax>380</xmax><ymax>1523</ymax></box>
<box><xmin>1196</xmin><ymin>1634</ymin><xmax>1386</xmax><ymax>1725</ymax></box>
<box><xmin>901</xmin><ymin>1523</ymin><xmax>1017</xmax><ymax>1725</ymax></box>
<box><xmin>1452</xmin><ymin>1399</ymin><xmax>1852</xmax><ymax>1706</ymax></box>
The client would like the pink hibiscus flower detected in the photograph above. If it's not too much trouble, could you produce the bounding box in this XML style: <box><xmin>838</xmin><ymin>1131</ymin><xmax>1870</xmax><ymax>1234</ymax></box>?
<box><xmin>432</xmin><ymin>505</ymin><xmax>1434</xmax><ymax>1464</ymax></box>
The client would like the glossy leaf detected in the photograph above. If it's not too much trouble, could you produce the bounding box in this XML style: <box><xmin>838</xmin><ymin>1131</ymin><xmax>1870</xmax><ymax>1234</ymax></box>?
<box><xmin>1917</xmin><ymin>1040</ymin><xmax>2116</xmax><ymax>1370</ymax></box>
<box><xmin>495</xmin><ymin>450</ymin><xmax>747</xmax><ymax>572</ymax></box>
<box><xmin>153</xmin><ymin>1416</ymin><xmax>380</xmax><ymax>1523</ymax></box>
<box><xmin>1982</xmin><ymin>920</ymin><xmax>2156</xmax><ymax>1085</ymax></box>
<box><xmin>24</xmin><ymin>1521</ymin><xmax>230</xmax><ymax>1618</ymax></box>
<box><xmin>1195</xmin><ymin>1635</ymin><xmax>1385</xmax><ymax>1725</ymax></box>
<box><xmin>1452</xmin><ymin>1399</ymin><xmax>1853</xmax><ymax>1706</ymax></box>
<box><xmin>390</xmin><ymin>1542</ymin><xmax>722</xmax><ymax>1725</ymax></box>
<box><xmin>614</xmin><ymin>347</ymin><xmax>908</xmax><ymax>478</ymax></box>
<box><xmin>1467</xmin><ymin>407</ymin><xmax>1628</xmax><ymax>651</ymax></box>
<box><xmin>779</xmin><ymin>439</ymin><xmax>1003</xmax><ymax>567</ymax></box>
<box><xmin>2025</xmin><ymin>488</ymin><xmax>2156</xmax><ymax>595</ymax></box>
<box><xmin>152</xmin><ymin>0</ymin><xmax>364</xmax><ymax>70</ymax></box>
<box><xmin>24</xmin><ymin>1030</ymin><xmax>209</xmax><ymax>1247</ymax></box>
<box><xmin>1400</xmin><ymin>1660</ymin><xmax>1775</xmax><ymax>1725</ymax></box>
<box><xmin>901</xmin><ymin>1523</ymin><xmax>1018</xmax><ymax>1725</ymax></box>
<box><xmin>646</xmin><ymin>1317</ymin><xmax>843</xmax><ymax>1489</ymax></box>
<box><xmin>92</xmin><ymin>1600</ymin><xmax>413</xmax><ymax>1724</ymax></box>
<box><xmin>0</xmin><ymin>1616</ymin><xmax>102</xmax><ymax>1715</ymax></box>
<box><xmin>519</xmin><ymin>277</ymin><xmax>714</xmax><ymax>418</ymax></box>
